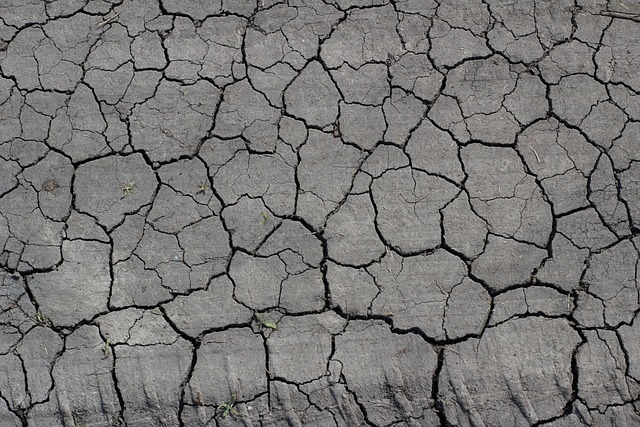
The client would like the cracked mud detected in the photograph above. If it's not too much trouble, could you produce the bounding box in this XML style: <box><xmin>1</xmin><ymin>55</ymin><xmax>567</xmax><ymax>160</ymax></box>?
<box><xmin>1</xmin><ymin>0</ymin><xmax>640</xmax><ymax>426</ymax></box>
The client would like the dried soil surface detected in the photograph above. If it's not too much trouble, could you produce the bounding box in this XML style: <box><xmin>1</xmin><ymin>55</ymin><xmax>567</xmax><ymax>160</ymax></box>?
<box><xmin>1</xmin><ymin>0</ymin><xmax>640</xmax><ymax>426</ymax></box>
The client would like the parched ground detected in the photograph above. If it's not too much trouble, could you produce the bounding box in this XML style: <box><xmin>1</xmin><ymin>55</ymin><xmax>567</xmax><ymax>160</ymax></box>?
<box><xmin>1</xmin><ymin>0</ymin><xmax>640</xmax><ymax>426</ymax></box>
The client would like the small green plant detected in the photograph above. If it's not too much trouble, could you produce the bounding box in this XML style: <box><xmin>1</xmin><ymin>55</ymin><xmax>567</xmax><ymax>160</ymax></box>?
<box><xmin>196</xmin><ymin>182</ymin><xmax>210</xmax><ymax>195</ymax></box>
<box><xmin>254</xmin><ymin>311</ymin><xmax>278</xmax><ymax>330</ymax></box>
<box><xmin>258</xmin><ymin>211</ymin><xmax>270</xmax><ymax>225</ymax></box>
<box><xmin>122</xmin><ymin>181</ymin><xmax>135</xmax><ymax>197</ymax></box>
<box><xmin>218</xmin><ymin>394</ymin><xmax>239</xmax><ymax>418</ymax></box>
<box><xmin>102</xmin><ymin>337</ymin><xmax>112</xmax><ymax>354</ymax></box>
<box><xmin>34</xmin><ymin>311</ymin><xmax>51</xmax><ymax>327</ymax></box>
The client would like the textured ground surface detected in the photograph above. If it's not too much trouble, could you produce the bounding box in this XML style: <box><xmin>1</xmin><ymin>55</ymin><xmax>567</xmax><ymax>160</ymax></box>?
<box><xmin>1</xmin><ymin>0</ymin><xmax>640</xmax><ymax>426</ymax></box>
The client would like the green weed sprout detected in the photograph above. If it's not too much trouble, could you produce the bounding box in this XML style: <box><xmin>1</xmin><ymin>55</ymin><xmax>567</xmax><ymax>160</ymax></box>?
<box><xmin>122</xmin><ymin>181</ymin><xmax>135</xmax><ymax>197</ymax></box>
<box><xmin>258</xmin><ymin>211</ymin><xmax>270</xmax><ymax>225</ymax></box>
<box><xmin>218</xmin><ymin>394</ymin><xmax>239</xmax><ymax>418</ymax></box>
<box><xmin>254</xmin><ymin>311</ymin><xmax>278</xmax><ymax>330</ymax></box>
<box><xmin>196</xmin><ymin>182</ymin><xmax>210</xmax><ymax>194</ymax></box>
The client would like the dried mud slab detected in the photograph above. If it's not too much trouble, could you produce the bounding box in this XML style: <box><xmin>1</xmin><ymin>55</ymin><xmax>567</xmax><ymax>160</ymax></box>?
<box><xmin>1</xmin><ymin>1</ymin><xmax>639</xmax><ymax>425</ymax></box>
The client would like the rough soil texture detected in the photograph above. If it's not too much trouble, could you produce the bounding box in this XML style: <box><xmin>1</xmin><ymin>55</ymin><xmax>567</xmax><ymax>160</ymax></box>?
<box><xmin>1</xmin><ymin>0</ymin><xmax>640</xmax><ymax>426</ymax></box>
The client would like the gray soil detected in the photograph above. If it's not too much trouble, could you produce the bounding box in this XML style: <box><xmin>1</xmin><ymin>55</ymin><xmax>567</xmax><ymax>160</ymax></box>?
<box><xmin>1</xmin><ymin>0</ymin><xmax>640</xmax><ymax>426</ymax></box>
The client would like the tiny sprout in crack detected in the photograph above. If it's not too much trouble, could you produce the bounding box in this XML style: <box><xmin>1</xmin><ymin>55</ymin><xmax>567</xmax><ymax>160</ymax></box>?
<box><xmin>218</xmin><ymin>394</ymin><xmax>239</xmax><ymax>418</ymax></box>
<box><xmin>254</xmin><ymin>311</ymin><xmax>278</xmax><ymax>330</ymax></box>
<box><xmin>197</xmin><ymin>182</ymin><xmax>210</xmax><ymax>194</ymax></box>
<box><xmin>102</xmin><ymin>337</ymin><xmax>112</xmax><ymax>355</ymax></box>
<box><xmin>34</xmin><ymin>311</ymin><xmax>52</xmax><ymax>327</ymax></box>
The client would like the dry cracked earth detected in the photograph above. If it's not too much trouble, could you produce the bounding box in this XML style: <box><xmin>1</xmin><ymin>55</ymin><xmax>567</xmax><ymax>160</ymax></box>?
<box><xmin>1</xmin><ymin>0</ymin><xmax>640</xmax><ymax>426</ymax></box>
